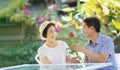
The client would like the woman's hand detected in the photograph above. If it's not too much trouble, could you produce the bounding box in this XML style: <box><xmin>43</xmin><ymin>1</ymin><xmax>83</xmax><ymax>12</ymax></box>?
<box><xmin>41</xmin><ymin>56</ymin><xmax>51</xmax><ymax>64</ymax></box>
<box><xmin>70</xmin><ymin>57</ymin><xmax>80</xmax><ymax>63</ymax></box>
<box><xmin>66</xmin><ymin>56</ymin><xmax>80</xmax><ymax>63</ymax></box>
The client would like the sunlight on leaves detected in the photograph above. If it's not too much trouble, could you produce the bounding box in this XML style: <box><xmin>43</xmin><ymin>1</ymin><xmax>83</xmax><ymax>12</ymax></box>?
<box><xmin>112</xmin><ymin>19</ymin><xmax>120</xmax><ymax>30</ymax></box>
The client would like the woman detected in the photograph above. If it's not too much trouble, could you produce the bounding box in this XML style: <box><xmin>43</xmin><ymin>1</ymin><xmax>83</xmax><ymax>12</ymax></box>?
<box><xmin>38</xmin><ymin>21</ymin><xmax>79</xmax><ymax>64</ymax></box>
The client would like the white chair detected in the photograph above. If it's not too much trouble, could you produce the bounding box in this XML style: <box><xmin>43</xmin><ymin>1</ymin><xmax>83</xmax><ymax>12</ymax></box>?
<box><xmin>115</xmin><ymin>53</ymin><xmax>120</xmax><ymax>70</ymax></box>
<box><xmin>35</xmin><ymin>54</ymin><xmax>41</xmax><ymax>64</ymax></box>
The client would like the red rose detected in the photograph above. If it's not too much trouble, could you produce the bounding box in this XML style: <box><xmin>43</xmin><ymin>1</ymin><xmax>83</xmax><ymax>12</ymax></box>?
<box><xmin>69</xmin><ymin>32</ymin><xmax>74</xmax><ymax>38</ymax></box>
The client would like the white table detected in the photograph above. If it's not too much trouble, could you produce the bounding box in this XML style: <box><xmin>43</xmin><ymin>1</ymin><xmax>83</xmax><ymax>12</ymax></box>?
<box><xmin>0</xmin><ymin>63</ymin><xmax>113</xmax><ymax>70</ymax></box>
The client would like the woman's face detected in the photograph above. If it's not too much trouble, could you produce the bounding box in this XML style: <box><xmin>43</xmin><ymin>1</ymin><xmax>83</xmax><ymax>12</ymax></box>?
<box><xmin>46</xmin><ymin>26</ymin><xmax>57</xmax><ymax>41</ymax></box>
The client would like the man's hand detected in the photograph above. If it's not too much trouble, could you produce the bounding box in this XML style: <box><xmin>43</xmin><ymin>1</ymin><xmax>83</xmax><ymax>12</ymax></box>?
<box><xmin>72</xmin><ymin>43</ymin><xmax>83</xmax><ymax>52</ymax></box>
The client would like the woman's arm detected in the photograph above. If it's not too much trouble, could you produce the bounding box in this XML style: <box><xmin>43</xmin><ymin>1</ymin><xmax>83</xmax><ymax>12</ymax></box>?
<box><xmin>66</xmin><ymin>55</ymin><xmax>71</xmax><ymax>63</ymax></box>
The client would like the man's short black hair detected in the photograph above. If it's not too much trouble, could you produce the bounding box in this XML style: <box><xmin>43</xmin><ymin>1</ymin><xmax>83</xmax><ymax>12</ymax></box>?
<box><xmin>83</xmin><ymin>17</ymin><xmax>101</xmax><ymax>33</ymax></box>
<box><xmin>42</xmin><ymin>23</ymin><xmax>55</xmax><ymax>38</ymax></box>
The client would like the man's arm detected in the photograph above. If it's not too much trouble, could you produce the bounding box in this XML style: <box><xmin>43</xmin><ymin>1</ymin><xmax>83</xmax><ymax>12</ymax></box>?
<box><xmin>72</xmin><ymin>43</ymin><xmax>109</xmax><ymax>63</ymax></box>
<box><xmin>81</xmin><ymin>47</ymin><xmax>109</xmax><ymax>62</ymax></box>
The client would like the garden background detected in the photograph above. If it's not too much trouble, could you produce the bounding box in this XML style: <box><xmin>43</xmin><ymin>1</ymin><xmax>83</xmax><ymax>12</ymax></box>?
<box><xmin>0</xmin><ymin>0</ymin><xmax>120</xmax><ymax>68</ymax></box>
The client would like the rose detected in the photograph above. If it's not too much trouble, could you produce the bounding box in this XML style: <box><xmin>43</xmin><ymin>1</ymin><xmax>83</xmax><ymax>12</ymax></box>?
<box><xmin>69</xmin><ymin>32</ymin><xmax>74</xmax><ymax>38</ymax></box>
<box><xmin>67</xmin><ymin>32</ymin><xmax>82</xmax><ymax>61</ymax></box>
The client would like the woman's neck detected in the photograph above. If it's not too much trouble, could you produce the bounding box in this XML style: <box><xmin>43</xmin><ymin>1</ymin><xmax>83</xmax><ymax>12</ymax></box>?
<box><xmin>46</xmin><ymin>40</ymin><xmax>57</xmax><ymax>48</ymax></box>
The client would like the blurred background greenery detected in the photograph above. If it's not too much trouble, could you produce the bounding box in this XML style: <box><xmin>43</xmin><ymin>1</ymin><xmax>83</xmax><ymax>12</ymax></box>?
<box><xmin>0</xmin><ymin>0</ymin><xmax>120</xmax><ymax>68</ymax></box>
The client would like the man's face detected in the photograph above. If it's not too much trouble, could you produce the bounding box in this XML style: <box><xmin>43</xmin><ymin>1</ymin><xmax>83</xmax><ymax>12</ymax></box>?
<box><xmin>82</xmin><ymin>23</ymin><xmax>92</xmax><ymax>38</ymax></box>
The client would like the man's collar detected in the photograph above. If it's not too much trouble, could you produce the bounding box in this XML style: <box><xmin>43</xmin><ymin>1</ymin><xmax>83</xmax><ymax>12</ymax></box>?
<box><xmin>88</xmin><ymin>33</ymin><xmax>101</xmax><ymax>46</ymax></box>
<box><xmin>95</xmin><ymin>33</ymin><xmax>101</xmax><ymax>44</ymax></box>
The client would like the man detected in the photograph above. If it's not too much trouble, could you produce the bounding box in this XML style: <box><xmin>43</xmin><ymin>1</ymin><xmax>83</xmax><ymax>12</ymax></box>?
<box><xmin>72</xmin><ymin>17</ymin><xmax>117</xmax><ymax>70</ymax></box>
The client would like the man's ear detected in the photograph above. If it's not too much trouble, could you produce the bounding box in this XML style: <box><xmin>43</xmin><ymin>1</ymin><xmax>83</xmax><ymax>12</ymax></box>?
<box><xmin>90</xmin><ymin>26</ymin><xmax>95</xmax><ymax>30</ymax></box>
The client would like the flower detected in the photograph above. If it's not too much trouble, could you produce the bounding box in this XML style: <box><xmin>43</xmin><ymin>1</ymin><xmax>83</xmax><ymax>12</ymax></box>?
<box><xmin>37</xmin><ymin>17</ymin><xmax>44</xmax><ymax>23</ymax></box>
<box><xmin>69</xmin><ymin>32</ymin><xmax>74</xmax><ymax>38</ymax></box>
<box><xmin>37</xmin><ymin>16</ymin><xmax>48</xmax><ymax>23</ymax></box>
<box><xmin>111</xmin><ymin>10</ymin><xmax>116</xmax><ymax>14</ymax></box>
<box><xmin>24</xmin><ymin>8</ymin><xmax>30</xmax><ymax>15</ymax></box>
<box><xmin>55</xmin><ymin>25</ymin><xmax>61</xmax><ymax>32</ymax></box>
<box><xmin>48</xmin><ymin>4</ymin><xmax>57</xmax><ymax>10</ymax></box>
<box><xmin>67</xmin><ymin>32</ymin><xmax>82</xmax><ymax>61</ymax></box>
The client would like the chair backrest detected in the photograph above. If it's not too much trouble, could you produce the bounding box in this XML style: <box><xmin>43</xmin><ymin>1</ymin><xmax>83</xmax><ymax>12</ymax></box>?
<box><xmin>115</xmin><ymin>53</ymin><xmax>120</xmax><ymax>70</ymax></box>
<box><xmin>35</xmin><ymin>54</ymin><xmax>41</xmax><ymax>64</ymax></box>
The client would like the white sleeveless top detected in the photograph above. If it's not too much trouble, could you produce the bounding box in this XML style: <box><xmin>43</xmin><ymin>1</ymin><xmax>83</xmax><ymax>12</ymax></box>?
<box><xmin>38</xmin><ymin>41</ymin><xmax>70</xmax><ymax>64</ymax></box>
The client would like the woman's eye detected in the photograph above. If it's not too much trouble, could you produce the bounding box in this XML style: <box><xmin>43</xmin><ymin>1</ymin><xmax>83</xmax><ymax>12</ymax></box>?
<box><xmin>49</xmin><ymin>30</ymin><xmax>52</xmax><ymax>33</ymax></box>
<box><xmin>49</xmin><ymin>29</ymin><xmax>56</xmax><ymax>33</ymax></box>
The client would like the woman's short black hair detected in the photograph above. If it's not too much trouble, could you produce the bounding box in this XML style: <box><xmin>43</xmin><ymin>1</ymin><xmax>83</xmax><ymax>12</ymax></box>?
<box><xmin>83</xmin><ymin>17</ymin><xmax>101</xmax><ymax>33</ymax></box>
<box><xmin>42</xmin><ymin>23</ymin><xmax>56</xmax><ymax>38</ymax></box>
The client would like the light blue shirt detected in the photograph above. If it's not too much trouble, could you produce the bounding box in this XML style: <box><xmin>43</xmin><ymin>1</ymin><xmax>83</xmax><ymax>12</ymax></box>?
<box><xmin>85</xmin><ymin>33</ymin><xmax>117</xmax><ymax>70</ymax></box>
